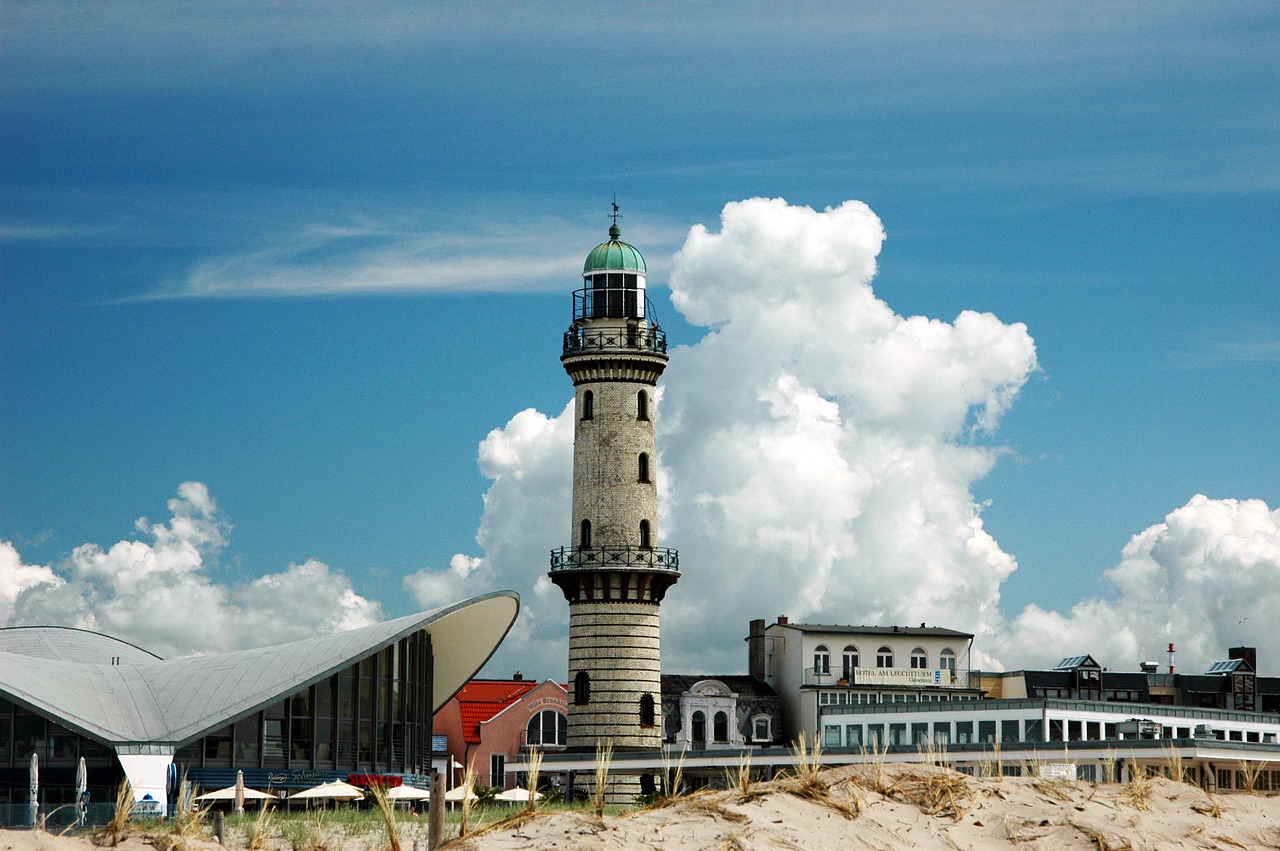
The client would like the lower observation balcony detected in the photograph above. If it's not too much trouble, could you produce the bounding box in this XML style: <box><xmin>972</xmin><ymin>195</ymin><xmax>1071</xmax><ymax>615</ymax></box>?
<box><xmin>549</xmin><ymin>546</ymin><xmax>679</xmax><ymax>573</ymax></box>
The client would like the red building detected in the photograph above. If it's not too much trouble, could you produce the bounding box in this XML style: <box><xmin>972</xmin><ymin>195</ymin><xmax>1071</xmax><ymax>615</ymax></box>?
<box><xmin>434</xmin><ymin>675</ymin><xmax>568</xmax><ymax>789</ymax></box>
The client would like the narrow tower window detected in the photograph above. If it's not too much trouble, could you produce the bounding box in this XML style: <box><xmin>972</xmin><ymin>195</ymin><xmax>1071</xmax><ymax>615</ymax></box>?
<box><xmin>638</xmin><ymin>452</ymin><xmax>650</xmax><ymax>482</ymax></box>
<box><xmin>637</xmin><ymin>390</ymin><xmax>649</xmax><ymax>421</ymax></box>
<box><xmin>574</xmin><ymin>671</ymin><xmax>590</xmax><ymax>706</ymax></box>
<box><xmin>581</xmin><ymin>390</ymin><xmax>594</xmax><ymax>420</ymax></box>
<box><xmin>639</xmin><ymin>693</ymin><xmax>655</xmax><ymax>727</ymax></box>
<box><xmin>639</xmin><ymin>520</ymin><xmax>651</xmax><ymax>549</ymax></box>
<box><xmin>580</xmin><ymin>519</ymin><xmax>592</xmax><ymax>548</ymax></box>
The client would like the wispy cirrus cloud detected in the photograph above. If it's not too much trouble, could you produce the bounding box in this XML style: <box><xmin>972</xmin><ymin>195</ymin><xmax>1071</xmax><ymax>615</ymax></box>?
<box><xmin>133</xmin><ymin>214</ymin><xmax>686</xmax><ymax>301</ymax></box>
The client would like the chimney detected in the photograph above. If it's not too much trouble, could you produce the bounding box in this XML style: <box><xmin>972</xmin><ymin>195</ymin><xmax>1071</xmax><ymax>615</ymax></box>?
<box><xmin>1167</xmin><ymin>642</ymin><xmax>1176</xmax><ymax>675</ymax></box>
<box><xmin>777</xmin><ymin>615</ymin><xmax>788</xmax><ymax>625</ymax></box>
<box><xmin>748</xmin><ymin>619</ymin><xmax>766</xmax><ymax>681</ymax></box>
<box><xmin>513</xmin><ymin>671</ymin><xmax>523</xmax><ymax>681</ymax></box>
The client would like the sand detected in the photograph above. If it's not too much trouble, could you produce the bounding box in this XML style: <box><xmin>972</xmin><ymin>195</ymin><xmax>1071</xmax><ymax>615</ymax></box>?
<box><xmin>6</xmin><ymin>764</ymin><xmax>1280</xmax><ymax>850</ymax></box>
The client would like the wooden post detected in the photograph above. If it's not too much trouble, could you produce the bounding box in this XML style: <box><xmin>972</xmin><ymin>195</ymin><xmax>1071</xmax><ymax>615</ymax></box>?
<box><xmin>427</xmin><ymin>770</ymin><xmax>444</xmax><ymax>849</ymax></box>
<box><xmin>213</xmin><ymin>810</ymin><xmax>224</xmax><ymax>844</ymax></box>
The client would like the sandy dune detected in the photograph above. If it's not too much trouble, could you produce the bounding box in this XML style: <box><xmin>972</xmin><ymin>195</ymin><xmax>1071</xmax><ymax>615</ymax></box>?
<box><xmin>6</xmin><ymin>763</ymin><xmax>1280</xmax><ymax>850</ymax></box>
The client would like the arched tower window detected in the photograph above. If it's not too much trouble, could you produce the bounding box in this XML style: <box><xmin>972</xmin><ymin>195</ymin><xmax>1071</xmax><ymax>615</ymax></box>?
<box><xmin>911</xmin><ymin>648</ymin><xmax>928</xmax><ymax>669</ymax></box>
<box><xmin>574</xmin><ymin>671</ymin><xmax>590</xmax><ymax>706</ymax></box>
<box><xmin>581</xmin><ymin>390</ymin><xmax>594</xmax><ymax>420</ymax></box>
<box><xmin>691</xmin><ymin>710</ymin><xmax>706</xmax><ymax>744</ymax></box>
<box><xmin>639</xmin><ymin>520</ymin><xmax>651</xmax><ymax>549</ymax></box>
<box><xmin>842</xmin><ymin>646</ymin><xmax>859</xmax><ymax>680</ymax></box>
<box><xmin>639</xmin><ymin>693</ymin><xmax>655</xmax><ymax>727</ymax></box>
<box><xmin>637</xmin><ymin>390</ymin><xmax>649</xmax><ymax>421</ymax></box>
<box><xmin>813</xmin><ymin>645</ymin><xmax>830</xmax><ymax>676</ymax></box>
<box><xmin>638</xmin><ymin>452</ymin><xmax>650</xmax><ymax>483</ymax></box>
<box><xmin>877</xmin><ymin>646</ymin><xmax>894</xmax><ymax>668</ymax></box>
<box><xmin>580</xmin><ymin>519</ymin><xmax>591</xmax><ymax>548</ymax></box>
<box><xmin>713</xmin><ymin>711</ymin><xmax>729</xmax><ymax>743</ymax></box>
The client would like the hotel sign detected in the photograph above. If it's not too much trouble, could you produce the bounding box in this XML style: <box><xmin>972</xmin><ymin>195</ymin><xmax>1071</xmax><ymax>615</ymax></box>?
<box><xmin>854</xmin><ymin>667</ymin><xmax>951</xmax><ymax>687</ymax></box>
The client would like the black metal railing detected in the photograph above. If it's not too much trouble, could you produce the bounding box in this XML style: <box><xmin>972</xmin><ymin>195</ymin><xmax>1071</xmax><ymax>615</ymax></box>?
<box><xmin>563</xmin><ymin>324</ymin><xmax>667</xmax><ymax>355</ymax></box>
<box><xmin>549</xmin><ymin>546</ymin><xmax>679</xmax><ymax>572</ymax></box>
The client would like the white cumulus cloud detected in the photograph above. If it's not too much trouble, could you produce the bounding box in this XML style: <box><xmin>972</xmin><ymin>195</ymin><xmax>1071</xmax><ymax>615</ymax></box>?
<box><xmin>1</xmin><ymin>482</ymin><xmax>381</xmax><ymax>657</ymax></box>
<box><xmin>412</xmin><ymin>197</ymin><xmax>1041</xmax><ymax>677</ymax></box>
<box><xmin>992</xmin><ymin>495</ymin><xmax>1280</xmax><ymax>673</ymax></box>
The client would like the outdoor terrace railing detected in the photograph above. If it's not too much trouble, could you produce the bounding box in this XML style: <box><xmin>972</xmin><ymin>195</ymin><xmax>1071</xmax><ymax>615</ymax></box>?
<box><xmin>549</xmin><ymin>546</ymin><xmax>679</xmax><ymax>572</ymax></box>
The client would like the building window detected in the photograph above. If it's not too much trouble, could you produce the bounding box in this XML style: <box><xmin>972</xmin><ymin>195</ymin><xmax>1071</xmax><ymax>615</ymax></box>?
<box><xmin>574</xmin><ymin>671</ymin><xmax>590</xmax><ymax>705</ymax></box>
<box><xmin>639</xmin><ymin>520</ymin><xmax>651</xmax><ymax>548</ymax></box>
<box><xmin>842</xmin><ymin>646</ymin><xmax>859</xmax><ymax>680</ymax></box>
<box><xmin>814</xmin><ymin>645</ymin><xmax>830</xmax><ymax>676</ymax></box>
<box><xmin>910</xmin><ymin>648</ymin><xmax>927</xmax><ymax>669</ymax></box>
<box><xmin>490</xmin><ymin>753</ymin><xmax>506</xmax><ymax>787</ymax></box>
<box><xmin>640</xmin><ymin>694</ymin><xmax>655</xmax><ymax>727</ymax></box>
<box><xmin>581</xmin><ymin>390</ymin><xmax>594</xmax><ymax>420</ymax></box>
<box><xmin>713</xmin><ymin>711</ymin><xmax>729</xmax><ymax>743</ymax></box>
<box><xmin>877</xmin><ymin>646</ymin><xmax>894</xmax><ymax>668</ymax></box>
<box><xmin>691</xmin><ymin>710</ymin><xmax>706</xmax><ymax>744</ymax></box>
<box><xmin>940</xmin><ymin>648</ymin><xmax>956</xmax><ymax>676</ymax></box>
<box><xmin>753</xmin><ymin>715</ymin><xmax>771</xmax><ymax>742</ymax></box>
<box><xmin>637</xmin><ymin>390</ymin><xmax>648</xmax><ymax>421</ymax></box>
<box><xmin>638</xmin><ymin>452</ymin><xmax>650</xmax><ymax>482</ymax></box>
<box><xmin>526</xmin><ymin>710</ymin><xmax>567</xmax><ymax>747</ymax></box>
<box><xmin>580</xmin><ymin>519</ymin><xmax>591</xmax><ymax>548</ymax></box>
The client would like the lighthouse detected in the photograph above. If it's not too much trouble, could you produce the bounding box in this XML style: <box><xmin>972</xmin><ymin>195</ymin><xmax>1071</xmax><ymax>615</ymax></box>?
<box><xmin>549</xmin><ymin>208</ymin><xmax>679</xmax><ymax>754</ymax></box>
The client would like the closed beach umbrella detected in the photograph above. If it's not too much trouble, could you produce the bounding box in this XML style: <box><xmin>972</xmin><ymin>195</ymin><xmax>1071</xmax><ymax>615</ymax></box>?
<box><xmin>234</xmin><ymin>770</ymin><xmax>245</xmax><ymax>814</ymax></box>
<box><xmin>76</xmin><ymin>758</ymin><xmax>88</xmax><ymax>826</ymax></box>
<box><xmin>28</xmin><ymin>752</ymin><xmax>38</xmax><ymax>827</ymax></box>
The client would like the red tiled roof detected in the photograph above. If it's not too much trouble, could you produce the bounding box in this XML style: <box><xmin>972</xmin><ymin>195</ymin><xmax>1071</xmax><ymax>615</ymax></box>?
<box><xmin>454</xmin><ymin>679</ymin><xmax>540</xmax><ymax>743</ymax></box>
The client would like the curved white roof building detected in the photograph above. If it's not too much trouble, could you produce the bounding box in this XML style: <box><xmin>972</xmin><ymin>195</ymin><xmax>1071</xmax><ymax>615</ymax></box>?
<box><xmin>0</xmin><ymin>591</ymin><xmax>519</xmax><ymax>815</ymax></box>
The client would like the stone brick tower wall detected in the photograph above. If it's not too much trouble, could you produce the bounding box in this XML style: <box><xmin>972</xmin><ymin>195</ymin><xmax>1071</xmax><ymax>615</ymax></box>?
<box><xmin>549</xmin><ymin>218</ymin><xmax>679</xmax><ymax>753</ymax></box>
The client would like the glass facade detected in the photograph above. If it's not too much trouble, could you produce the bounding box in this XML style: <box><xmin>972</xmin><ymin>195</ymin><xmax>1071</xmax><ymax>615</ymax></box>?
<box><xmin>174</xmin><ymin>632</ymin><xmax>432</xmax><ymax>782</ymax></box>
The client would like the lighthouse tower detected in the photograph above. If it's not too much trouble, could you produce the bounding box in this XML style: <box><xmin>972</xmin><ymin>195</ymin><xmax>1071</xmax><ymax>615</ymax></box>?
<box><xmin>549</xmin><ymin>210</ymin><xmax>679</xmax><ymax>753</ymax></box>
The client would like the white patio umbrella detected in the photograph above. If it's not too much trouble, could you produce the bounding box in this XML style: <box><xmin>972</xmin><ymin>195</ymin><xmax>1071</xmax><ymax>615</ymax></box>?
<box><xmin>234</xmin><ymin>769</ymin><xmax>245</xmax><ymax>814</ymax></box>
<box><xmin>384</xmin><ymin>784</ymin><xmax>431</xmax><ymax>801</ymax></box>
<box><xmin>288</xmin><ymin>780</ymin><xmax>365</xmax><ymax>801</ymax></box>
<box><xmin>195</xmin><ymin>786</ymin><xmax>278</xmax><ymax>802</ymax></box>
<box><xmin>494</xmin><ymin>787</ymin><xmax>541</xmax><ymax>803</ymax></box>
<box><xmin>28</xmin><ymin>752</ymin><xmax>38</xmax><ymax>827</ymax></box>
<box><xmin>442</xmin><ymin>785</ymin><xmax>477</xmax><ymax>803</ymax></box>
<box><xmin>75</xmin><ymin>758</ymin><xmax>88</xmax><ymax>826</ymax></box>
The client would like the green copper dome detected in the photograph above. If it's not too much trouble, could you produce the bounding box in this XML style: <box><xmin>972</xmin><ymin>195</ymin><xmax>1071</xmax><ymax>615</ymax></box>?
<box><xmin>583</xmin><ymin>223</ymin><xmax>647</xmax><ymax>274</ymax></box>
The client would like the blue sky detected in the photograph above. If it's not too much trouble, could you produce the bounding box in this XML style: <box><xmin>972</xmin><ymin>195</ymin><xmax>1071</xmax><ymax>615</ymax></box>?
<box><xmin>2</xmin><ymin>3</ymin><xmax>1278</xmax><ymax>677</ymax></box>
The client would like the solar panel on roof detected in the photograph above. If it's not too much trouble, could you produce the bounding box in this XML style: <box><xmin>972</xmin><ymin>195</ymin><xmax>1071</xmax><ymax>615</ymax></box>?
<box><xmin>1205</xmin><ymin>659</ymin><xmax>1242</xmax><ymax>675</ymax></box>
<box><xmin>1054</xmin><ymin>655</ymin><xmax>1089</xmax><ymax>670</ymax></box>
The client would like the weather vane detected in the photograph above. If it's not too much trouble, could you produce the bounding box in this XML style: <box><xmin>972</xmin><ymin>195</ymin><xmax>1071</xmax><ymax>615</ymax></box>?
<box><xmin>610</xmin><ymin>194</ymin><xmax>620</xmax><ymax>227</ymax></box>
